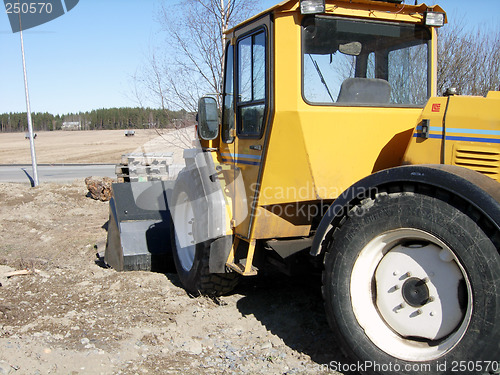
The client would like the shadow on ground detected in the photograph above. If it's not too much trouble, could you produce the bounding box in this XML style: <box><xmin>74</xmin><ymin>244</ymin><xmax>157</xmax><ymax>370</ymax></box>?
<box><xmin>235</xmin><ymin>271</ymin><xmax>362</xmax><ymax>375</ymax></box>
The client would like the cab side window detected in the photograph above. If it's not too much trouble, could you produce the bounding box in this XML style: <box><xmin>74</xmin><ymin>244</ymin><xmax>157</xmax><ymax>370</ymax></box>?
<box><xmin>222</xmin><ymin>43</ymin><xmax>235</xmax><ymax>143</ymax></box>
<box><xmin>237</xmin><ymin>30</ymin><xmax>267</xmax><ymax>137</ymax></box>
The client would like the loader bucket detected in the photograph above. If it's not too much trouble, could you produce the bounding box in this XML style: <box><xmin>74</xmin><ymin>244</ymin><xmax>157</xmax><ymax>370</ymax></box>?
<box><xmin>104</xmin><ymin>181</ymin><xmax>174</xmax><ymax>272</ymax></box>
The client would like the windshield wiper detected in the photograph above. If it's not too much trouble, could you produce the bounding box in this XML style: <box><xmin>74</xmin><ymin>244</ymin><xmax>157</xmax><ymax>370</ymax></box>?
<box><xmin>309</xmin><ymin>55</ymin><xmax>335</xmax><ymax>102</ymax></box>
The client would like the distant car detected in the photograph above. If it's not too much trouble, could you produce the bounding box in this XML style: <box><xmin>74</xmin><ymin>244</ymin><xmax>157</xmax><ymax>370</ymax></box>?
<box><xmin>25</xmin><ymin>132</ymin><xmax>37</xmax><ymax>139</ymax></box>
<box><xmin>124</xmin><ymin>130</ymin><xmax>135</xmax><ymax>137</ymax></box>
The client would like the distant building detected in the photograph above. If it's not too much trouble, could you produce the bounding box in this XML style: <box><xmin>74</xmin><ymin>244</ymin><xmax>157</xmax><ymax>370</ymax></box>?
<box><xmin>61</xmin><ymin>121</ymin><xmax>81</xmax><ymax>131</ymax></box>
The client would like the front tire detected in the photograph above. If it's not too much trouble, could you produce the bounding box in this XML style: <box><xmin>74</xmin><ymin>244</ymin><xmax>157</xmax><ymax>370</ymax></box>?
<box><xmin>170</xmin><ymin>169</ymin><xmax>238</xmax><ymax>296</ymax></box>
<box><xmin>323</xmin><ymin>188</ymin><xmax>500</xmax><ymax>375</ymax></box>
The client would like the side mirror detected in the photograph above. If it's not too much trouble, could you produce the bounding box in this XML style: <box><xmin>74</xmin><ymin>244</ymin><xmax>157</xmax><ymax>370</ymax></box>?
<box><xmin>197</xmin><ymin>97</ymin><xmax>219</xmax><ymax>140</ymax></box>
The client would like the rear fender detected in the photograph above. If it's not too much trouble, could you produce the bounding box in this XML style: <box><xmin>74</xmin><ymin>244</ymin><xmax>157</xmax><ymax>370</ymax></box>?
<box><xmin>311</xmin><ymin>165</ymin><xmax>500</xmax><ymax>256</ymax></box>
<box><xmin>182</xmin><ymin>149</ymin><xmax>232</xmax><ymax>273</ymax></box>
<box><xmin>183</xmin><ymin>148</ymin><xmax>227</xmax><ymax>239</ymax></box>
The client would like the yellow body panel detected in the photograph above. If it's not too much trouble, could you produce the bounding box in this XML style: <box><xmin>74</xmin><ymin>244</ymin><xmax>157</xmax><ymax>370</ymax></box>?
<box><xmin>404</xmin><ymin>94</ymin><xmax>500</xmax><ymax>181</ymax></box>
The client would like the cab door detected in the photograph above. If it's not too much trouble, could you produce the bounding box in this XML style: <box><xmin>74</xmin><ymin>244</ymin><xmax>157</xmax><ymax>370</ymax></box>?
<box><xmin>220</xmin><ymin>16</ymin><xmax>272</xmax><ymax>239</ymax></box>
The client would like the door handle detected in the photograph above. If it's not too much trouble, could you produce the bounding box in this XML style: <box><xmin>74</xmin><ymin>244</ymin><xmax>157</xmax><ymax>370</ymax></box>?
<box><xmin>250</xmin><ymin>145</ymin><xmax>262</xmax><ymax>151</ymax></box>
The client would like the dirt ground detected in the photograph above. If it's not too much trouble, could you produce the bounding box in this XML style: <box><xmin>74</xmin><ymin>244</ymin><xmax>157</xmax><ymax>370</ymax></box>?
<box><xmin>0</xmin><ymin>130</ymin><xmax>350</xmax><ymax>374</ymax></box>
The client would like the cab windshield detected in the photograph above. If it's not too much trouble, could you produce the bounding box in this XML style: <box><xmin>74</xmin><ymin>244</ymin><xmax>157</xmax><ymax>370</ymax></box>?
<box><xmin>302</xmin><ymin>16</ymin><xmax>431</xmax><ymax>107</ymax></box>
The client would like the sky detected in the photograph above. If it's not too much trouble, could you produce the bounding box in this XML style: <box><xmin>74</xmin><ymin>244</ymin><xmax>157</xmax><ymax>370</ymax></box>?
<box><xmin>0</xmin><ymin>0</ymin><xmax>498</xmax><ymax>115</ymax></box>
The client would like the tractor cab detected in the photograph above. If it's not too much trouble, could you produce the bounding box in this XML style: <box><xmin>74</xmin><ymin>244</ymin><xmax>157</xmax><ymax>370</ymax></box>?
<box><xmin>197</xmin><ymin>0</ymin><xmax>446</xmax><ymax>243</ymax></box>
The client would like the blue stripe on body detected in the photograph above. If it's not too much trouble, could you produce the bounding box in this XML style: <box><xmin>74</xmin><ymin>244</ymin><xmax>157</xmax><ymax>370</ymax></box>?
<box><xmin>416</xmin><ymin>125</ymin><xmax>500</xmax><ymax>136</ymax></box>
<box><xmin>220</xmin><ymin>152</ymin><xmax>261</xmax><ymax>160</ymax></box>
<box><xmin>221</xmin><ymin>157</ymin><xmax>261</xmax><ymax>166</ymax></box>
<box><xmin>413</xmin><ymin>133</ymin><xmax>500</xmax><ymax>143</ymax></box>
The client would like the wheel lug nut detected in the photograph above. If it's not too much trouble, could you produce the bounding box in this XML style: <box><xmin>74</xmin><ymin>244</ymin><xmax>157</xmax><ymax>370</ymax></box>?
<box><xmin>409</xmin><ymin>309</ymin><xmax>423</xmax><ymax>318</ymax></box>
<box><xmin>388</xmin><ymin>285</ymin><xmax>400</xmax><ymax>293</ymax></box>
<box><xmin>399</xmin><ymin>272</ymin><xmax>411</xmax><ymax>280</ymax></box>
<box><xmin>393</xmin><ymin>303</ymin><xmax>406</xmax><ymax>313</ymax></box>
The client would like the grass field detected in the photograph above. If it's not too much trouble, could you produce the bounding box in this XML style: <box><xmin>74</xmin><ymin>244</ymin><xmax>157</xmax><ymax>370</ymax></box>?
<box><xmin>0</xmin><ymin>128</ymin><xmax>194</xmax><ymax>165</ymax></box>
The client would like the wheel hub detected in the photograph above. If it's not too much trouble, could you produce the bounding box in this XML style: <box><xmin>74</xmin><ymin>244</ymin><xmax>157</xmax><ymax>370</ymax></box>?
<box><xmin>350</xmin><ymin>228</ymin><xmax>473</xmax><ymax>361</ymax></box>
<box><xmin>402</xmin><ymin>277</ymin><xmax>430</xmax><ymax>308</ymax></box>
<box><xmin>374</xmin><ymin>243</ymin><xmax>465</xmax><ymax>341</ymax></box>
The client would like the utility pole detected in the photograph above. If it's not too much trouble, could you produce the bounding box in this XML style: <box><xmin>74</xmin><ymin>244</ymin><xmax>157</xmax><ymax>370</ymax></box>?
<box><xmin>19</xmin><ymin>14</ymin><xmax>39</xmax><ymax>187</ymax></box>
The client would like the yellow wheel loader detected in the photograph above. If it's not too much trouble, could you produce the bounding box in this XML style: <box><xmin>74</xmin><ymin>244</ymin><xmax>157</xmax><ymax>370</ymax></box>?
<box><xmin>109</xmin><ymin>0</ymin><xmax>500</xmax><ymax>373</ymax></box>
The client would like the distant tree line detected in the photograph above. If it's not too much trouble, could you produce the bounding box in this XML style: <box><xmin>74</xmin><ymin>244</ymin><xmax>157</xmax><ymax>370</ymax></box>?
<box><xmin>0</xmin><ymin>107</ymin><xmax>191</xmax><ymax>133</ymax></box>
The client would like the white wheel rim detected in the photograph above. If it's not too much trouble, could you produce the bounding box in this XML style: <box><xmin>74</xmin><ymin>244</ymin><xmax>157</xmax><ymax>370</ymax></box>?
<box><xmin>350</xmin><ymin>228</ymin><xmax>472</xmax><ymax>362</ymax></box>
<box><xmin>173</xmin><ymin>191</ymin><xmax>196</xmax><ymax>272</ymax></box>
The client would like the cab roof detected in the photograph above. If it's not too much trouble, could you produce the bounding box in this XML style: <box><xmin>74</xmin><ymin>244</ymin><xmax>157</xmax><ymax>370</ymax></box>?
<box><xmin>226</xmin><ymin>0</ymin><xmax>446</xmax><ymax>35</ymax></box>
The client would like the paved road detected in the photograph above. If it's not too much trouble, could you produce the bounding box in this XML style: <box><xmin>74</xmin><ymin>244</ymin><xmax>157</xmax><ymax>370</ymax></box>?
<box><xmin>0</xmin><ymin>164</ymin><xmax>116</xmax><ymax>184</ymax></box>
